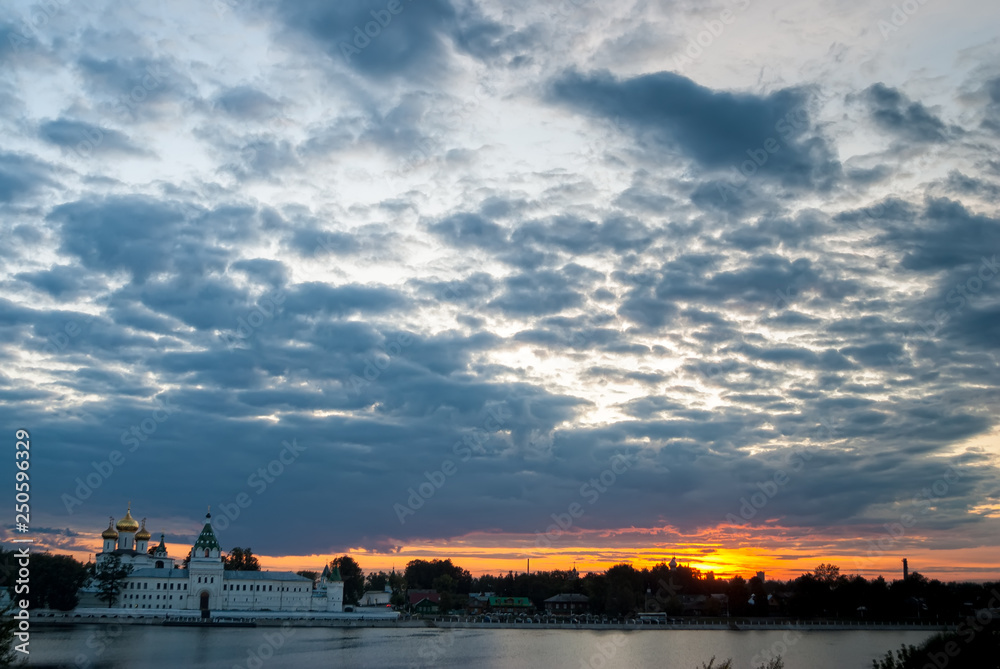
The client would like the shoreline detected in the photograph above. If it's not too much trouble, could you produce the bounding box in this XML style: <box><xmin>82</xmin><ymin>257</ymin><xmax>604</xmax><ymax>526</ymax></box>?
<box><xmin>31</xmin><ymin>612</ymin><xmax>954</xmax><ymax>632</ymax></box>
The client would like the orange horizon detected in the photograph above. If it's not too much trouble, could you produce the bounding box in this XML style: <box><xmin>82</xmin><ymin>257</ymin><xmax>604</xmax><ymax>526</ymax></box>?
<box><xmin>22</xmin><ymin>526</ymin><xmax>1000</xmax><ymax>584</ymax></box>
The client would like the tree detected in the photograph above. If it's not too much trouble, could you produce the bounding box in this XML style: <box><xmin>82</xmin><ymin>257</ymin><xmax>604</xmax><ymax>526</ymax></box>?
<box><xmin>365</xmin><ymin>571</ymin><xmax>389</xmax><ymax>592</ymax></box>
<box><xmin>698</xmin><ymin>657</ymin><xmax>784</xmax><ymax>669</ymax></box>
<box><xmin>297</xmin><ymin>570</ymin><xmax>319</xmax><ymax>585</ymax></box>
<box><xmin>0</xmin><ymin>600</ymin><xmax>20</xmax><ymax>666</ymax></box>
<box><xmin>871</xmin><ymin>627</ymin><xmax>1000</xmax><ymax>668</ymax></box>
<box><xmin>223</xmin><ymin>547</ymin><xmax>260</xmax><ymax>571</ymax></box>
<box><xmin>403</xmin><ymin>559</ymin><xmax>471</xmax><ymax>592</ymax></box>
<box><xmin>330</xmin><ymin>556</ymin><xmax>364</xmax><ymax>606</ymax></box>
<box><xmin>813</xmin><ymin>563</ymin><xmax>841</xmax><ymax>584</ymax></box>
<box><xmin>32</xmin><ymin>553</ymin><xmax>89</xmax><ymax>610</ymax></box>
<box><xmin>94</xmin><ymin>555</ymin><xmax>133</xmax><ymax>608</ymax></box>
<box><xmin>604</xmin><ymin>563</ymin><xmax>641</xmax><ymax>617</ymax></box>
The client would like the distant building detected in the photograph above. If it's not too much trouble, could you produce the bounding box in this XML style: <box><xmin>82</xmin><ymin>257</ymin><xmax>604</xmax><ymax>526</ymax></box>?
<box><xmin>543</xmin><ymin>593</ymin><xmax>589</xmax><ymax>615</ymax></box>
<box><xmin>466</xmin><ymin>592</ymin><xmax>493</xmax><ymax>614</ymax></box>
<box><xmin>94</xmin><ymin>505</ymin><xmax>343</xmax><ymax>613</ymax></box>
<box><xmin>411</xmin><ymin>597</ymin><xmax>439</xmax><ymax>615</ymax></box>
<box><xmin>359</xmin><ymin>584</ymin><xmax>392</xmax><ymax>607</ymax></box>
<box><xmin>756</xmin><ymin>571</ymin><xmax>766</xmax><ymax>582</ymax></box>
<box><xmin>407</xmin><ymin>589</ymin><xmax>440</xmax><ymax>607</ymax></box>
<box><xmin>488</xmin><ymin>596</ymin><xmax>533</xmax><ymax>614</ymax></box>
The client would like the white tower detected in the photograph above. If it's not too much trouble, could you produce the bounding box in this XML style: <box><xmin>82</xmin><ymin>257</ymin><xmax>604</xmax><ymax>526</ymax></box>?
<box><xmin>319</xmin><ymin>565</ymin><xmax>345</xmax><ymax>612</ymax></box>
<box><xmin>101</xmin><ymin>517</ymin><xmax>118</xmax><ymax>553</ymax></box>
<box><xmin>135</xmin><ymin>518</ymin><xmax>151</xmax><ymax>554</ymax></box>
<box><xmin>188</xmin><ymin>509</ymin><xmax>224</xmax><ymax>613</ymax></box>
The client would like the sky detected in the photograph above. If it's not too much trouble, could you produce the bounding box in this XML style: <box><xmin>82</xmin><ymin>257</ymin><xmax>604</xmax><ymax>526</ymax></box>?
<box><xmin>2</xmin><ymin>0</ymin><xmax>999</xmax><ymax>582</ymax></box>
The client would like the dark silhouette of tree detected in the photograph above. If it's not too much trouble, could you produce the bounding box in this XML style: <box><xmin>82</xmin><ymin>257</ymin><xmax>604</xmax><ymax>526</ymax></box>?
<box><xmin>297</xmin><ymin>570</ymin><xmax>319</xmax><ymax>586</ymax></box>
<box><xmin>0</xmin><ymin>600</ymin><xmax>20</xmax><ymax>666</ymax></box>
<box><xmin>223</xmin><ymin>547</ymin><xmax>260</xmax><ymax>571</ymax></box>
<box><xmin>31</xmin><ymin>553</ymin><xmax>89</xmax><ymax>610</ymax></box>
<box><xmin>404</xmin><ymin>559</ymin><xmax>472</xmax><ymax>592</ymax></box>
<box><xmin>365</xmin><ymin>570</ymin><xmax>390</xmax><ymax>591</ymax></box>
<box><xmin>94</xmin><ymin>555</ymin><xmax>133</xmax><ymax>608</ymax></box>
<box><xmin>330</xmin><ymin>556</ymin><xmax>364</xmax><ymax>605</ymax></box>
<box><xmin>871</xmin><ymin>626</ymin><xmax>1000</xmax><ymax>668</ymax></box>
<box><xmin>605</xmin><ymin>563</ymin><xmax>641</xmax><ymax>617</ymax></box>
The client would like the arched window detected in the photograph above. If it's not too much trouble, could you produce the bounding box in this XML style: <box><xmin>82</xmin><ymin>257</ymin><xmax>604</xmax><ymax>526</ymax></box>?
<box><xmin>204</xmin><ymin>549</ymin><xmax>210</xmax><ymax>557</ymax></box>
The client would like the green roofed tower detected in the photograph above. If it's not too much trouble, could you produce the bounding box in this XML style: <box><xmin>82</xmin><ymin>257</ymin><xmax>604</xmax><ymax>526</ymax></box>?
<box><xmin>191</xmin><ymin>508</ymin><xmax>222</xmax><ymax>562</ymax></box>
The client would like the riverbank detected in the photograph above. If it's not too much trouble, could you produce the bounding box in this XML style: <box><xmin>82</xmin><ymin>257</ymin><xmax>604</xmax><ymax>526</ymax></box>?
<box><xmin>31</xmin><ymin>610</ymin><xmax>954</xmax><ymax>631</ymax></box>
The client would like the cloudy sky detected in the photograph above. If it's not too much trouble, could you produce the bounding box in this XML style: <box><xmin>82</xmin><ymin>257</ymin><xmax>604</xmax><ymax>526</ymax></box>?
<box><xmin>3</xmin><ymin>0</ymin><xmax>1000</xmax><ymax>580</ymax></box>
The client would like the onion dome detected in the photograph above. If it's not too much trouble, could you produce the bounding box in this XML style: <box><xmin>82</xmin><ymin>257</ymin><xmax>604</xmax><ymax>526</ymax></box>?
<box><xmin>116</xmin><ymin>503</ymin><xmax>140</xmax><ymax>532</ymax></box>
<box><xmin>135</xmin><ymin>518</ymin><xmax>151</xmax><ymax>541</ymax></box>
<box><xmin>102</xmin><ymin>517</ymin><xmax>119</xmax><ymax>540</ymax></box>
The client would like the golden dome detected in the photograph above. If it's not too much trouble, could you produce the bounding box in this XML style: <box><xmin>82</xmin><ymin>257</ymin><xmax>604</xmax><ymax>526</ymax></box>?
<box><xmin>135</xmin><ymin>518</ymin><xmax>151</xmax><ymax>541</ymax></box>
<box><xmin>116</xmin><ymin>503</ymin><xmax>140</xmax><ymax>532</ymax></box>
<box><xmin>101</xmin><ymin>517</ymin><xmax>118</xmax><ymax>540</ymax></box>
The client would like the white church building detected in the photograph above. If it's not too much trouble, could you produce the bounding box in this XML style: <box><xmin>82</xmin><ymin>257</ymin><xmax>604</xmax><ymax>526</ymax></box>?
<box><xmin>96</xmin><ymin>505</ymin><xmax>344</xmax><ymax>613</ymax></box>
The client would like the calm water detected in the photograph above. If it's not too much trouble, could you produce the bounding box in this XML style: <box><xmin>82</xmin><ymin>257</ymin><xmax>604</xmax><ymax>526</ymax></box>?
<box><xmin>29</xmin><ymin>626</ymin><xmax>936</xmax><ymax>669</ymax></box>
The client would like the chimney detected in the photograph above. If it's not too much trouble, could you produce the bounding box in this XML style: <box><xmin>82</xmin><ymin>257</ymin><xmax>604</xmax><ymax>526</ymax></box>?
<box><xmin>902</xmin><ymin>558</ymin><xmax>908</xmax><ymax>580</ymax></box>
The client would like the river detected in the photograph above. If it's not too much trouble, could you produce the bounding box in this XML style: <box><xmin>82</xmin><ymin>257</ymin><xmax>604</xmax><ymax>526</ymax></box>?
<box><xmin>29</xmin><ymin>625</ymin><xmax>936</xmax><ymax>668</ymax></box>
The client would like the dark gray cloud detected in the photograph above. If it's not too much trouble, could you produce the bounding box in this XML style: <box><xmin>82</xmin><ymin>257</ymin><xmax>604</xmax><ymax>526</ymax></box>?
<box><xmin>259</xmin><ymin>0</ymin><xmax>515</xmax><ymax>80</ymax></box>
<box><xmin>213</xmin><ymin>85</ymin><xmax>284</xmax><ymax>120</ymax></box>
<box><xmin>49</xmin><ymin>195</ymin><xmax>230</xmax><ymax>283</ymax></box>
<box><xmin>859</xmin><ymin>83</ymin><xmax>952</xmax><ymax>143</ymax></box>
<box><xmin>0</xmin><ymin>151</ymin><xmax>58</xmax><ymax>202</ymax></box>
<box><xmin>2</xmin><ymin>1</ymin><xmax>999</xmax><ymax>574</ymax></box>
<box><xmin>549</xmin><ymin>69</ymin><xmax>841</xmax><ymax>189</ymax></box>
<box><xmin>39</xmin><ymin>118</ymin><xmax>149</xmax><ymax>156</ymax></box>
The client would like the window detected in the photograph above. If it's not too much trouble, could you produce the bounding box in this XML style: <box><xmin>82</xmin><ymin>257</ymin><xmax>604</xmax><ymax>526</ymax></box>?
<box><xmin>156</xmin><ymin>584</ymin><xmax>160</xmax><ymax>590</ymax></box>
<box><xmin>204</xmin><ymin>549</ymin><xmax>210</xmax><ymax>557</ymax></box>
<box><xmin>210</xmin><ymin>577</ymin><xmax>214</xmax><ymax>583</ymax></box>
<box><xmin>143</xmin><ymin>583</ymin><xmax>147</xmax><ymax>589</ymax></box>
